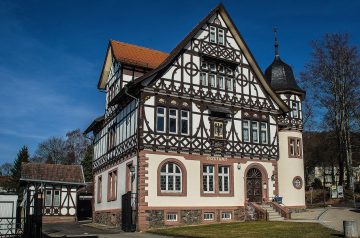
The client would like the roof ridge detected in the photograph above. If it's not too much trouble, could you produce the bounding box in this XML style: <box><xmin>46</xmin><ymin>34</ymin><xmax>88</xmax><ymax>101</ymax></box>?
<box><xmin>110</xmin><ymin>40</ymin><xmax>169</xmax><ymax>55</ymax></box>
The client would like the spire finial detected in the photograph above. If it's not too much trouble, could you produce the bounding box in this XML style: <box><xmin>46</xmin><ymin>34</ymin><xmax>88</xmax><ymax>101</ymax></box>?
<box><xmin>273</xmin><ymin>27</ymin><xmax>279</xmax><ymax>59</ymax></box>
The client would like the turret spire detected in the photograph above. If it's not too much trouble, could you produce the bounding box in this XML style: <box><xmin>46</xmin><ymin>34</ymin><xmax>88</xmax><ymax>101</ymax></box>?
<box><xmin>273</xmin><ymin>27</ymin><xmax>279</xmax><ymax>59</ymax></box>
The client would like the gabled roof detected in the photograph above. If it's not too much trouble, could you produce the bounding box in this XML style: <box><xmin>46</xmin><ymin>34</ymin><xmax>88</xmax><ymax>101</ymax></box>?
<box><xmin>112</xmin><ymin>3</ymin><xmax>289</xmax><ymax>113</ymax></box>
<box><xmin>21</xmin><ymin>163</ymin><xmax>85</xmax><ymax>185</ymax></box>
<box><xmin>97</xmin><ymin>40</ymin><xmax>168</xmax><ymax>89</ymax></box>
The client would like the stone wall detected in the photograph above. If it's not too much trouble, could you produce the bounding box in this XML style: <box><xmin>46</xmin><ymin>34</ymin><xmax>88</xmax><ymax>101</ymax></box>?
<box><xmin>93</xmin><ymin>209</ymin><xmax>121</xmax><ymax>227</ymax></box>
<box><xmin>181</xmin><ymin>210</ymin><xmax>201</xmax><ymax>225</ymax></box>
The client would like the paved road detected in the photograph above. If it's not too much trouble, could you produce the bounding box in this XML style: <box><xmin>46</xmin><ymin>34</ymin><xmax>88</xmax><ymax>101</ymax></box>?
<box><xmin>290</xmin><ymin>207</ymin><xmax>360</xmax><ymax>233</ymax></box>
<box><xmin>319</xmin><ymin>207</ymin><xmax>360</xmax><ymax>233</ymax></box>
<box><xmin>43</xmin><ymin>221</ymin><xmax>171</xmax><ymax>238</ymax></box>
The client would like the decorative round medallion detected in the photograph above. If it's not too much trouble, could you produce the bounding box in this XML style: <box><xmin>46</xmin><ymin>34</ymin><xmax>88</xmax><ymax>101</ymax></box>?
<box><xmin>184</xmin><ymin>62</ymin><xmax>198</xmax><ymax>77</ymax></box>
<box><xmin>292</xmin><ymin>176</ymin><xmax>303</xmax><ymax>190</ymax></box>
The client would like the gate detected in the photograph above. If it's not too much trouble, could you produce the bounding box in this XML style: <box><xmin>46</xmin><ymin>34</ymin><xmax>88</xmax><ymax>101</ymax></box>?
<box><xmin>23</xmin><ymin>189</ymin><xmax>42</xmax><ymax>238</ymax></box>
<box><xmin>121</xmin><ymin>192</ymin><xmax>136</xmax><ymax>232</ymax></box>
<box><xmin>0</xmin><ymin>193</ymin><xmax>22</xmax><ymax>237</ymax></box>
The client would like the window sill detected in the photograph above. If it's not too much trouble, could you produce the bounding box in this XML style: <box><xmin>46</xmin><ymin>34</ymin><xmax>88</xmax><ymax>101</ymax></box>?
<box><xmin>158</xmin><ymin>192</ymin><xmax>187</xmax><ymax>197</ymax></box>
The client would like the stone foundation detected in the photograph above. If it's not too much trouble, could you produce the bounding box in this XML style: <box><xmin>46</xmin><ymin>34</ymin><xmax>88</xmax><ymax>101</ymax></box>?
<box><xmin>93</xmin><ymin>209</ymin><xmax>122</xmax><ymax>227</ymax></box>
<box><xmin>143</xmin><ymin>207</ymin><xmax>245</xmax><ymax>230</ymax></box>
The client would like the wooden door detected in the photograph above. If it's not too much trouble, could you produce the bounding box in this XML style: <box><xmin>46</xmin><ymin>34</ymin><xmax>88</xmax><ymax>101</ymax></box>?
<box><xmin>246</xmin><ymin>168</ymin><xmax>262</xmax><ymax>203</ymax></box>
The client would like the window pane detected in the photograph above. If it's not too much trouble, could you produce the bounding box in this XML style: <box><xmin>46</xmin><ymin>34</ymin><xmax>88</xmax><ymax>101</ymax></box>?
<box><xmin>45</xmin><ymin>190</ymin><xmax>52</xmax><ymax>206</ymax></box>
<box><xmin>175</xmin><ymin>176</ymin><xmax>181</xmax><ymax>191</ymax></box>
<box><xmin>203</xmin><ymin>175</ymin><xmax>208</xmax><ymax>191</ymax></box>
<box><xmin>209</xmin><ymin>74</ymin><xmax>216</xmax><ymax>87</ymax></box>
<box><xmin>160</xmin><ymin>175</ymin><xmax>166</xmax><ymax>190</ymax></box>
<box><xmin>218</xmin><ymin>29</ymin><xmax>224</xmax><ymax>45</ymax></box>
<box><xmin>210</xmin><ymin>27</ymin><xmax>216</xmax><ymax>43</ymax></box>
<box><xmin>168</xmin><ymin>163</ymin><xmax>174</xmax><ymax>173</ymax></box>
<box><xmin>226</xmin><ymin>78</ymin><xmax>233</xmax><ymax>90</ymax></box>
<box><xmin>53</xmin><ymin>191</ymin><xmax>60</xmax><ymax>206</ymax></box>
<box><xmin>169</xmin><ymin>109</ymin><xmax>176</xmax><ymax>116</ymax></box>
<box><xmin>157</xmin><ymin>107</ymin><xmax>164</xmax><ymax>115</ymax></box>
<box><xmin>168</xmin><ymin>176</ymin><xmax>174</xmax><ymax>190</ymax></box>
<box><xmin>209</xmin><ymin>176</ymin><xmax>214</xmax><ymax>191</ymax></box>
<box><xmin>252</xmin><ymin>122</ymin><xmax>259</xmax><ymax>143</ymax></box>
<box><xmin>218</xmin><ymin>76</ymin><xmax>224</xmax><ymax>89</ymax></box>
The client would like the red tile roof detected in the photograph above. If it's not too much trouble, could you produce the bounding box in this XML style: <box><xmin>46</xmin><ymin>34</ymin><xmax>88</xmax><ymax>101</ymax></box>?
<box><xmin>110</xmin><ymin>40</ymin><xmax>169</xmax><ymax>69</ymax></box>
<box><xmin>21</xmin><ymin>163</ymin><xmax>84</xmax><ymax>184</ymax></box>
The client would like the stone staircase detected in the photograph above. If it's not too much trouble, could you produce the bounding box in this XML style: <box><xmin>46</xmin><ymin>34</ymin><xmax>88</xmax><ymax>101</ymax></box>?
<box><xmin>261</xmin><ymin>204</ymin><xmax>285</xmax><ymax>221</ymax></box>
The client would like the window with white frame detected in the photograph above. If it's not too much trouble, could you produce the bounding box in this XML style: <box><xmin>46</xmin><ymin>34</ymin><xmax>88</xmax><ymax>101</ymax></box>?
<box><xmin>53</xmin><ymin>190</ymin><xmax>60</xmax><ymax>206</ymax></box>
<box><xmin>181</xmin><ymin>111</ymin><xmax>189</xmax><ymax>135</ymax></box>
<box><xmin>226</xmin><ymin>78</ymin><xmax>233</xmax><ymax>91</ymax></box>
<box><xmin>169</xmin><ymin>109</ymin><xmax>177</xmax><ymax>134</ymax></box>
<box><xmin>218</xmin><ymin>76</ymin><xmax>225</xmax><ymax>90</ymax></box>
<box><xmin>289</xmin><ymin>139</ymin><xmax>296</xmax><ymax>156</ymax></box>
<box><xmin>160</xmin><ymin>163</ymin><xmax>182</xmax><ymax>192</ymax></box>
<box><xmin>252</xmin><ymin>121</ymin><xmax>259</xmax><ymax>143</ymax></box>
<box><xmin>221</xmin><ymin>212</ymin><xmax>232</xmax><ymax>220</ymax></box>
<box><xmin>291</xmin><ymin>101</ymin><xmax>299</xmax><ymax>118</ymax></box>
<box><xmin>156</xmin><ymin>107</ymin><xmax>166</xmax><ymax>132</ymax></box>
<box><xmin>209</xmin><ymin>74</ymin><xmax>216</xmax><ymax>87</ymax></box>
<box><xmin>260</xmin><ymin>122</ymin><xmax>268</xmax><ymax>144</ymax></box>
<box><xmin>166</xmin><ymin>213</ymin><xmax>178</xmax><ymax>221</ymax></box>
<box><xmin>210</xmin><ymin>26</ymin><xmax>217</xmax><ymax>43</ymax></box>
<box><xmin>218</xmin><ymin>166</ymin><xmax>229</xmax><ymax>193</ymax></box>
<box><xmin>242</xmin><ymin>120</ymin><xmax>250</xmax><ymax>142</ymax></box>
<box><xmin>296</xmin><ymin>139</ymin><xmax>301</xmax><ymax>156</ymax></box>
<box><xmin>45</xmin><ymin>190</ymin><xmax>52</xmax><ymax>206</ymax></box>
<box><xmin>200</xmin><ymin>72</ymin><xmax>207</xmax><ymax>86</ymax></box>
<box><xmin>204</xmin><ymin>212</ymin><xmax>214</xmax><ymax>221</ymax></box>
<box><xmin>218</xmin><ymin>28</ymin><xmax>225</xmax><ymax>45</ymax></box>
<box><xmin>203</xmin><ymin>165</ymin><xmax>214</xmax><ymax>193</ymax></box>
<box><xmin>209</xmin><ymin>63</ymin><xmax>216</xmax><ymax>72</ymax></box>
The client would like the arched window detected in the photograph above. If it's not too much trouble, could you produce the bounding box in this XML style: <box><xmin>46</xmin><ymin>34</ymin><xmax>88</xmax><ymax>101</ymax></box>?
<box><xmin>160</xmin><ymin>162</ymin><xmax>182</xmax><ymax>192</ymax></box>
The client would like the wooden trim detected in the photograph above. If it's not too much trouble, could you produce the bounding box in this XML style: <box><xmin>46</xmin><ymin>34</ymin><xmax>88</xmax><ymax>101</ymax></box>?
<box><xmin>157</xmin><ymin>158</ymin><xmax>187</xmax><ymax>196</ymax></box>
<box><xmin>126</xmin><ymin>161</ymin><xmax>133</xmax><ymax>193</ymax></box>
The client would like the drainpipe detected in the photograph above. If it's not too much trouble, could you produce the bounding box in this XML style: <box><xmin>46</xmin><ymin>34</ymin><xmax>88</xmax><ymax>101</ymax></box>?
<box><xmin>124</xmin><ymin>86</ymin><xmax>140</xmax><ymax>231</ymax></box>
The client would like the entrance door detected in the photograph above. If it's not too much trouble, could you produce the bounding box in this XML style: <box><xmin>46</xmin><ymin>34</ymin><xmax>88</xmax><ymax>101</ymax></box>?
<box><xmin>246</xmin><ymin>168</ymin><xmax>262</xmax><ymax>203</ymax></box>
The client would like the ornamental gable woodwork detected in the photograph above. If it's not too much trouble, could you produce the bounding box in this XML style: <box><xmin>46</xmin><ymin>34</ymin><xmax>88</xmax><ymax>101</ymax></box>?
<box><xmin>141</xmin><ymin>95</ymin><xmax>279</xmax><ymax>159</ymax></box>
<box><xmin>146</xmin><ymin>12</ymin><xmax>279</xmax><ymax>112</ymax></box>
<box><xmin>278</xmin><ymin>94</ymin><xmax>303</xmax><ymax>130</ymax></box>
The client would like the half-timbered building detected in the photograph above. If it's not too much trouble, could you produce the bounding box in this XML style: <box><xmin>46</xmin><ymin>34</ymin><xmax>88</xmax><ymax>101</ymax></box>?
<box><xmin>20</xmin><ymin>163</ymin><xmax>85</xmax><ymax>223</ymax></box>
<box><xmin>85</xmin><ymin>3</ymin><xmax>306</xmax><ymax>230</ymax></box>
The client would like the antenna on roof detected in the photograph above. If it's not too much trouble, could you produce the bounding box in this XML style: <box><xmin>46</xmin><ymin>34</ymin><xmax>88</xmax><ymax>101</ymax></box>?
<box><xmin>273</xmin><ymin>27</ymin><xmax>279</xmax><ymax>59</ymax></box>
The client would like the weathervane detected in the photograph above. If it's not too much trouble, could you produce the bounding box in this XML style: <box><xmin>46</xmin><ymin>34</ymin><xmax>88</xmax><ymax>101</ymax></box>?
<box><xmin>273</xmin><ymin>27</ymin><xmax>279</xmax><ymax>58</ymax></box>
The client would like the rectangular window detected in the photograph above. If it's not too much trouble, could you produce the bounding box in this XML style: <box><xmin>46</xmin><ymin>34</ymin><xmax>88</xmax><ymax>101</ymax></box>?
<box><xmin>200</xmin><ymin>72</ymin><xmax>208</xmax><ymax>86</ymax></box>
<box><xmin>218</xmin><ymin>76</ymin><xmax>225</xmax><ymax>89</ymax></box>
<box><xmin>169</xmin><ymin>109</ymin><xmax>178</xmax><ymax>134</ymax></box>
<box><xmin>218</xmin><ymin>166</ymin><xmax>229</xmax><ymax>193</ymax></box>
<box><xmin>209</xmin><ymin>63</ymin><xmax>216</xmax><ymax>72</ymax></box>
<box><xmin>156</xmin><ymin>107</ymin><xmax>166</xmax><ymax>132</ymax></box>
<box><xmin>289</xmin><ymin>139</ymin><xmax>296</xmax><ymax>156</ymax></box>
<box><xmin>252</xmin><ymin>122</ymin><xmax>259</xmax><ymax>143</ymax></box>
<box><xmin>296</xmin><ymin>139</ymin><xmax>302</xmax><ymax>157</ymax></box>
<box><xmin>291</xmin><ymin>101</ymin><xmax>299</xmax><ymax>118</ymax></box>
<box><xmin>45</xmin><ymin>190</ymin><xmax>52</xmax><ymax>206</ymax></box>
<box><xmin>201</xmin><ymin>61</ymin><xmax>207</xmax><ymax>69</ymax></box>
<box><xmin>213</xmin><ymin>121</ymin><xmax>224</xmax><ymax>139</ymax></box>
<box><xmin>53</xmin><ymin>190</ymin><xmax>60</xmax><ymax>206</ymax></box>
<box><xmin>210</xmin><ymin>26</ymin><xmax>217</xmax><ymax>43</ymax></box>
<box><xmin>218</xmin><ymin>65</ymin><xmax>225</xmax><ymax>73</ymax></box>
<box><xmin>108</xmin><ymin>170</ymin><xmax>117</xmax><ymax>201</ymax></box>
<box><xmin>107</xmin><ymin>125</ymin><xmax>116</xmax><ymax>150</ymax></box>
<box><xmin>260</xmin><ymin>122</ymin><xmax>268</xmax><ymax>144</ymax></box>
<box><xmin>181</xmin><ymin>110</ymin><xmax>189</xmax><ymax>135</ymax></box>
<box><xmin>218</xmin><ymin>28</ymin><xmax>225</xmax><ymax>45</ymax></box>
<box><xmin>97</xmin><ymin>176</ymin><xmax>102</xmax><ymax>203</ymax></box>
<box><xmin>221</xmin><ymin>212</ymin><xmax>232</xmax><ymax>220</ymax></box>
<box><xmin>226</xmin><ymin>78</ymin><xmax>233</xmax><ymax>91</ymax></box>
<box><xmin>166</xmin><ymin>213</ymin><xmax>178</xmax><ymax>221</ymax></box>
<box><xmin>242</xmin><ymin>120</ymin><xmax>250</xmax><ymax>142</ymax></box>
<box><xmin>204</xmin><ymin>212</ymin><xmax>214</xmax><ymax>221</ymax></box>
<box><xmin>203</xmin><ymin>165</ymin><xmax>214</xmax><ymax>193</ymax></box>
<box><xmin>209</xmin><ymin>74</ymin><xmax>216</xmax><ymax>87</ymax></box>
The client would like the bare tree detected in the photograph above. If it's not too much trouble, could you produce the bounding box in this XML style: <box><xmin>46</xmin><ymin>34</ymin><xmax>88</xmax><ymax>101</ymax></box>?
<box><xmin>34</xmin><ymin>137</ymin><xmax>67</xmax><ymax>164</ymax></box>
<box><xmin>0</xmin><ymin>163</ymin><xmax>13</xmax><ymax>176</ymax></box>
<box><xmin>301</xmin><ymin>33</ymin><xmax>360</xmax><ymax>187</ymax></box>
<box><xmin>65</xmin><ymin>129</ymin><xmax>91</xmax><ymax>165</ymax></box>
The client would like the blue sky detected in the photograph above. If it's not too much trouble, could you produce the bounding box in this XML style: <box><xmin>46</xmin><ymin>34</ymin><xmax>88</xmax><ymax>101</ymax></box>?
<box><xmin>0</xmin><ymin>0</ymin><xmax>359</xmax><ymax>164</ymax></box>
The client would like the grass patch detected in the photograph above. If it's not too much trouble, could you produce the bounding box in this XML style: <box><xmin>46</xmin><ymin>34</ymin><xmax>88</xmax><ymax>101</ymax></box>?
<box><xmin>148</xmin><ymin>221</ymin><xmax>341</xmax><ymax>238</ymax></box>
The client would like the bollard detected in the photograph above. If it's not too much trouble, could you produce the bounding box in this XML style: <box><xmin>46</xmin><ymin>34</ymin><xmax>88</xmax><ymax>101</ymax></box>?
<box><xmin>344</xmin><ymin>220</ymin><xmax>359</xmax><ymax>238</ymax></box>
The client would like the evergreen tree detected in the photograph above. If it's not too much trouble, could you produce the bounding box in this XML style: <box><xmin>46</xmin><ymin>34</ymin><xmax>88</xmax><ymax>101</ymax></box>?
<box><xmin>7</xmin><ymin>146</ymin><xmax>30</xmax><ymax>196</ymax></box>
<box><xmin>81</xmin><ymin>145</ymin><xmax>93</xmax><ymax>182</ymax></box>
